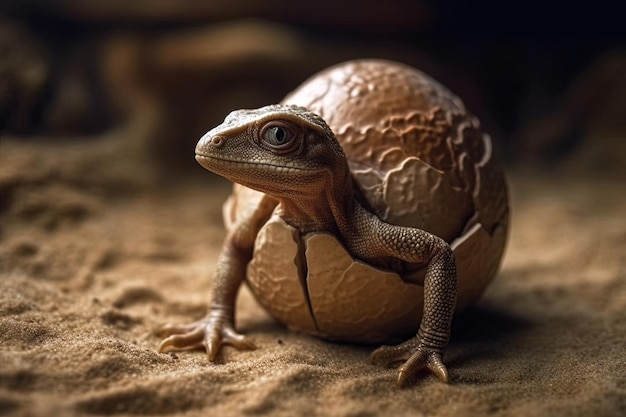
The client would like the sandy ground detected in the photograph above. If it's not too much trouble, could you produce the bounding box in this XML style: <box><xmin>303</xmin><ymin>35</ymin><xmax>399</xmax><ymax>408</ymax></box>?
<box><xmin>0</xmin><ymin>137</ymin><xmax>624</xmax><ymax>417</ymax></box>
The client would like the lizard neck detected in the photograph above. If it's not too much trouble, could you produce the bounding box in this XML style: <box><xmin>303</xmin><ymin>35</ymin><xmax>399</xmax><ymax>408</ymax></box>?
<box><xmin>276</xmin><ymin>164</ymin><xmax>357</xmax><ymax>236</ymax></box>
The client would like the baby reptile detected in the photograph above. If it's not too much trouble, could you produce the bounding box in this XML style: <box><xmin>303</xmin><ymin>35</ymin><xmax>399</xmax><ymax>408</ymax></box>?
<box><xmin>157</xmin><ymin>59</ymin><xmax>509</xmax><ymax>386</ymax></box>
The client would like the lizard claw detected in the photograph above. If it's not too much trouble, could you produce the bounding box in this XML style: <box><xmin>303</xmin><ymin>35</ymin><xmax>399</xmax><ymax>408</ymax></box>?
<box><xmin>157</xmin><ymin>311</ymin><xmax>255</xmax><ymax>361</ymax></box>
<box><xmin>204</xmin><ymin>324</ymin><xmax>256</xmax><ymax>361</ymax></box>
<box><xmin>371</xmin><ymin>337</ymin><xmax>449</xmax><ymax>386</ymax></box>
<box><xmin>397</xmin><ymin>349</ymin><xmax>448</xmax><ymax>385</ymax></box>
<box><xmin>157</xmin><ymin>324</ymin><xmax>206</xmax><ymax>352</ymax></box>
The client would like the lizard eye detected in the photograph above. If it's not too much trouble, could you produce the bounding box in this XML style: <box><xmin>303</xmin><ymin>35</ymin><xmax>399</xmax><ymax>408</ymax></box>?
<box><xmin>258</xmin><ymin>121</ymin><xmax>299</xmax><ymax>154</ymax></box>
<box><xmin>265</xmin><ymin>126</ymin><xmax>289</xmax><ymax>146</ymax></box>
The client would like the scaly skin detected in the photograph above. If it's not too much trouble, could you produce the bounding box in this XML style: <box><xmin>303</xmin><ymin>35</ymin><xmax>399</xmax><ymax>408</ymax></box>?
<box><xmin>158</xmin><ymin>104</ymin><xmax>457</xmax><ymax>385</ymax></box>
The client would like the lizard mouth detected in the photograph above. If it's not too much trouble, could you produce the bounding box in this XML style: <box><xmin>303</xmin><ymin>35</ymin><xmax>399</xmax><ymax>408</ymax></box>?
<box><xmin>195</xmin><ymin>154</ymin><xmax>316</xmax><ymax>175</ymax></box>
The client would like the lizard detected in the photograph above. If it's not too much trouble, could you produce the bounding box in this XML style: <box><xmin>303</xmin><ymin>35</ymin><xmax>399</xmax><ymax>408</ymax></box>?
<box><xmin>158</xmin><ymin>104</ymin><xmax>457</xmax><ymax>386</ymax></box>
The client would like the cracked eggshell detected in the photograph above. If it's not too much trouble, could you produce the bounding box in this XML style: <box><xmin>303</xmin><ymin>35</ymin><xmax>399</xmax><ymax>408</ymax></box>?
<box><xmin>246</xmin><ymin>216</ymin><xmax>318</xmax><ymax>335</ymax></box>
<box><xmin>246</xmin><ymin>215</ymin><xmax>423</xmax><ymax>344</ymax></box>
<box><xmin>304</xmin><ymin>231</ymin><xmax>423</xmax><ymax>343</ymax></box>
<box><xmin>245</xmin><ymin>217</ymin><xmax>506</xmax><ymax>343</ymax></box>
<box><xmin>242</xmin><ymin>59</ymin><xmax>509</xmax><ymax>343</ymax></box>
<box><xmin>283</xmin><ymin>59</ymin><xmax>509</xmax><ymax>304</ymax></box>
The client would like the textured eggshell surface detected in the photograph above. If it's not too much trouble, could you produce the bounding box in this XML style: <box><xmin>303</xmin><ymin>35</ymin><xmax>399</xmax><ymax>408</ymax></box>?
<box><xmin>242</xmin><ymin>59</ymin><xmax>509</xmax><ymax>342</ymax></box>
<box><xmin>246</xmin><ymin>215</ymin><xmax>423</xmax><ymax>343</ymax></box>
<box><xmin>305</xmin><ymin>232</ymin><xmax>423</xmax><ymax>342</ymax></box>
<box><xmin>247</xmin><ymin>216</ymin><xmax>318</xmax><ymax>335</ymax></box>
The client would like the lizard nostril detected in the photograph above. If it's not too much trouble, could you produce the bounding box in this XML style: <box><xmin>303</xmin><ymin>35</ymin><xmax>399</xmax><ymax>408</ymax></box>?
<box><xmin>211</xmin><ymin>136</ymin><xmax>224</xmax><ymax>147</ymax></box>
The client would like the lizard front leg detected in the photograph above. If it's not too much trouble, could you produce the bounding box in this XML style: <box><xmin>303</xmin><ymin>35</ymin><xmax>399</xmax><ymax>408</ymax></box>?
<box><xmin>353</xmin><ymin>214</ymin><xmax>457</xmax><ymax>386</ymax></box>
<box><xmin>157</xmin><ymin>236</ymin><xmax>256</xmax><ymax>360</ymax></box>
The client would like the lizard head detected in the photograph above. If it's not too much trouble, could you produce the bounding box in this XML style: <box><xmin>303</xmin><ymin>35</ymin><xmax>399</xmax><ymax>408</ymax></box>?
<box><xmin>195</xmin><ymin>104</ymin><xmax>348</xmax><ymax>198</ymax></box>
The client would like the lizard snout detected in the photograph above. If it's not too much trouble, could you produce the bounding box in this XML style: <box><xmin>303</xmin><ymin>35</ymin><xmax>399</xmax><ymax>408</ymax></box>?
<box><xmin>195</xmin><ymin>133</ymin><xmax>225</xmax><ymax>156</ymax></box>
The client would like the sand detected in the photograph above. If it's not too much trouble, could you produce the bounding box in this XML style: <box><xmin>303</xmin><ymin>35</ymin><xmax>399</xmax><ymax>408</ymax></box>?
<box><xmin>0</xmin><ymin>136</ymin><xmax>624</xmax><ymax>417</ymax></box>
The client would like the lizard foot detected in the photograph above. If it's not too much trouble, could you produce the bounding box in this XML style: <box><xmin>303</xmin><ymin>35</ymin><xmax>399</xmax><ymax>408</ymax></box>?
<box><xmin>371</xmin><ymin>337</ymin><xmax>449</xmax><ymax>386</ymax></box>
<box><xmin>157</xmin><ymin>309</ymin><xmax>255</xmax><ymax>361</ymax></box>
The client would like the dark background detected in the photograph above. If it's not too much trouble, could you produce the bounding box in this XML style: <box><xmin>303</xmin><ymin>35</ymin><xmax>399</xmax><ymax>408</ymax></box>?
<box><xmin>1</xmin><ymin>0</ymin><xmax>625</xmax><ymax>169</ymax></box>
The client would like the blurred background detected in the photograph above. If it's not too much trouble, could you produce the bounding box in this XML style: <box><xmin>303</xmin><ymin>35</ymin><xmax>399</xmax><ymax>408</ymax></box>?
<box><xmin>1</xmin><ymin>0</ymin><xmax>625</xmax><ymax>175</ymax></box>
